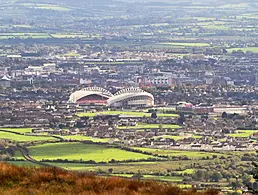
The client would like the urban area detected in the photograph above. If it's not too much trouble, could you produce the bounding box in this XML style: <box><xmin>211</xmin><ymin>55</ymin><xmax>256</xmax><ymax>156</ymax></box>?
<box><xmin>1</xmin><ymin>0</ymin><xmax>258</xmax><ymax>194</ymax></box>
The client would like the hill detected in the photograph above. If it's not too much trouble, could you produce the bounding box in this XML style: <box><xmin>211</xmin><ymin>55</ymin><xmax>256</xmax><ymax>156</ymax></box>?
<box><xmin>0</xmin><ymin>162</ymin><xmax>219</xmax><ymax>195</ymax></box>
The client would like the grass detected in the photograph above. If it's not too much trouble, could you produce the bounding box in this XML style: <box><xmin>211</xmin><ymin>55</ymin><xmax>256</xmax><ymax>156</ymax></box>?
<box><xmin>143</xmin><ymin>175</ymin><xmax>183</xmax><ymax>182</ymax></box>
<box><xmin>177</xmin><ymin>169</ymin><xmax>195</xmax><ymax>175</ymax></box>
<box><xmin>113</xmin><ymin>173</ymin><xmax>184</xmax><ymax>182</ymax></box>
<box><xmin>58</xmin><ymin>135</ymin><xmax>112</xmax><ymax>143</ymax></box>
<box><xmin>118</xmin><ymin>124</ymin><xmax>181</xmax><ymax>130</ymax></box>
<box><xmin>227</xmin><ymin>47</ymin><xmax>258</xmax><ymax>53</ymax></box>
<box><xmin>0</xmin><ymin>128</ymin><xmax>32</xmax><ymax>133</ymax></box>
<box><xmin>29</xmin><ymin>143</ymin><xmax>157</xmax><ymax>162</ymax></box>
<box><xmin>0</xmin><ymin>131</ymin><xmax>56</xmax><ymax>142</ymax></box>
<box><xmin>228</xmin><ymin>130</ymin><xmax>258</xmax><ymax>137</ymax></box>
<box><xmin>77</xmin><ymin>111</ymin><xmax>178</xmax><ymax>118</ymax></box>
<box><xmin>132</xmin><ymin>148</ymin><xmax>224</xmax><ymax>159</ymax></box>
<box><xmin>157</xmin><ymin>42</ymin><xmax>210</xmax><ymax>47</ymax></box>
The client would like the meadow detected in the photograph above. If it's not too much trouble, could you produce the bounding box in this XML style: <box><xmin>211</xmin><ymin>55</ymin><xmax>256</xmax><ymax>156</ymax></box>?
<box><xmin>58</xmin><ymin>135</ymin><xmax>112</xmax><ymax>143</ymax></box>
<box><xmin>29</xmin><ymin>142</ymin><xmax>157</xmax><ymax>162</ymax></box>
<box><xmin>228</xmin><ymin>130</ymin><xmax>258</xmax><ymax>137</ymax></box>
<box><xmin>157</xmin><ymin>42</ymin><xmax>210</xmax><ymax>47</ymax></box>
<box><xmin>0</xmin><ymin>128</ymin><xmax>32</xmax><ymax>134</ymax></box>
<box><xmin>227</xmin><ymin>47</ymin><xmax>258</xmax><ymax>53</ymax></box>
<box><xmin>0</xmin><ymin>131</ymin><xmax>56</xmax><ymax>142</ymax></box>
<box><xmin>132</xmin><ymin>147</ymin><xmax>225</xmax><ymax>159</ymax></box>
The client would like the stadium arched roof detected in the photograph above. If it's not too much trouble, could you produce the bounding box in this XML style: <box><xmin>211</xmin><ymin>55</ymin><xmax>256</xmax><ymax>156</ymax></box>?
<box><xmin>107</xmin><ymin>87</ymin><xmax>154</xmax><ymax>106</ymax></box>
<box><xmin>69</xmin><ymin>87</ymin><xmax>113</xmax><ymax>103</ymax></box>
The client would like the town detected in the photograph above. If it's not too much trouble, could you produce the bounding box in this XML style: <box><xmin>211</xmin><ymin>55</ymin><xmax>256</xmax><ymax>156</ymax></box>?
<box><xmin>1</xmin><ymin>0</ymin><xmax>258</xmax><ymax>194</ymax></box>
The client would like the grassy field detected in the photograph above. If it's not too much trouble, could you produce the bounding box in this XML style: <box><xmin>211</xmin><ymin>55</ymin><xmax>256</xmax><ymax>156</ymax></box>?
<box><xmin>58</xmin><ymin>135</ymin><xmax>112</xmax><ymax>143</ymax></box>
<box><xmin>29</xmin><ymin>143</ymin><xmax>157</xmax><ymax>162</ymax></box>
<box><xmin>157</xmin><ymin>42</ymin><xmax>210</xmax><ymax>47</ymax></box>
<box><xmin>77</xmin><ymin>111</ymin><xmax>178</xmax><ymax>118</ymax></box>
<box><xmin>0</xmin><ymin>131</ymin><xmax>56</xmax><ymax>142</ymax></box>
<box><xmin>0</xmin><ymin>128</ymin><xmax>32</xmax><ymax>133</ymax></box>
<box><xmin>118</xmin><ymin>123</ymin><xmax>181</xmax><ymax>129</ymax></box>
<box><xmin>228</xmin><ymin>130</ymin><xmax>258</xmax><ymax>137</ymax></box>
<box><xmin>132</xmin><ymin>147</ymin><xmax>224</xmax><ymax>159</ymax></box>
<box><xmin>227</xmin><ymin>47</ymin><xmax>258</xmax><ymax>53</ymax></box>
<box><xmin>46</xmin><ymin>161</ymin><xmax>201</xmax><ymax>174</ymax></box>
<box><xmin>144</xmin><ymin>175</ymin><xmax>183</xmax><ymax>182</ymax></box>
<box><xmin>0</xmin><ymin>33</ymin><xmax>50</xmax><ymax>39</ymax></box>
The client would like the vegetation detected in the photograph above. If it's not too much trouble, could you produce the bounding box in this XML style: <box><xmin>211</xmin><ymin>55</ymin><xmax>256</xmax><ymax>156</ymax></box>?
<box><xmin>0</xmin><ymin>131</ymin><xmax>56</xmax><ymax>142</ymax></box>
<box><xmin>0</xmin><ymin>162</ymin><xmax>219</xmax><ymax>195</ymax></box>
<box><xmin>29</xmin><ymin>143</ymin><xmax>157</xmax><ymax>162</ymax></box>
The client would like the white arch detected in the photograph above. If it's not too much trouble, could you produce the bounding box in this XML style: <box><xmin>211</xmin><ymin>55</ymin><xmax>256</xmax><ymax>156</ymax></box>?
<box><xmin>69</xmin><ymin>87</ymin><xmax>113</xmax><ymax>103</ymax></box>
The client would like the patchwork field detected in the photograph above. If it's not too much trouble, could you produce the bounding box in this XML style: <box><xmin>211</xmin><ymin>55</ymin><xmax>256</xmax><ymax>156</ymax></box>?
<box><xmin>0</xmin><ymin>131</ymin><xmax>56</xmax><ymax>142</ymax></box>
<box><xmin>227</xmin><ymin>47</ymin><xmax>258</xmax><ymax>53</ymax></box>
<box><xmin>28</xmin><ymin>143</ymin><xmax>158</xmax><ymax>162</ymax></box>
<box><xmin>132</xmin><ymin>147</ymin><xmax>225</xmax><ymax>159</ymax></box>
<box><xmin>0</xmin><ymin>128</ymin><xmax>32</xmax><ymax>134</ymax></box>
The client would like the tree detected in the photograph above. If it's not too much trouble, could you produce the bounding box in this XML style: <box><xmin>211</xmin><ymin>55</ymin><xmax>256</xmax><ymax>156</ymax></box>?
<box><xmin>108</xmin><ymin>168</ymin><xmax>113</xmax><ymax>174</ymax></box>
<box><xmin>249</xmin><ymin>160</ymin><xmax>258</xmax><ymax>193</ymax></box>
<box><xmin>222</xmin><ymin>112</ymin><xmax>228</xmax><ymax>119</ymax></box>
<box><xmin>151</xmin><ymin>112</ymin><xmax>157</xmax><ymax>119</ymax></box>
<box><xmin>210</xmin><ymin>172</ymin><xmax>222</xmax><ymax>182</ymax></box>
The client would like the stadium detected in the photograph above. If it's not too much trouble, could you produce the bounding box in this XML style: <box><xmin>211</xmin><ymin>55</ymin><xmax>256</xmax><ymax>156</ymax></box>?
<box><xmin>69</xmin><ymin>87</ymin><xmax>114</xmax><ymax>105</ymax></box>
<box><xmin>69</xmin><ymin>87</ymin><xmax>154</xmax><ymax>108</ymax></box>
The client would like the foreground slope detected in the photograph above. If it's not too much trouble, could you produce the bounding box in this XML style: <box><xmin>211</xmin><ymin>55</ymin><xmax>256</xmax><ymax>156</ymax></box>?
<box><xmin>0</xmin><ymin>162</ymin><xmax>218</xmax><ymax>195</ymax></box>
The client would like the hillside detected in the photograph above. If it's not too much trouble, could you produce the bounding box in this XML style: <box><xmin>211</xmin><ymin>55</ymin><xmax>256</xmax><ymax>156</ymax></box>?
<box><xmin>0</xmin><ymin>162</ymin><xmax>219</xmax><ymax>195</ymax></box>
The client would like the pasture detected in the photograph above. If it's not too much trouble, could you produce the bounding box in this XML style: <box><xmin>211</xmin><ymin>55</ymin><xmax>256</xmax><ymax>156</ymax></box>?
<box><xmin>228</xmin><ymin>130</ymin><xmax>258</xmax><ymax>137</ymax></box>
<box><xmin>227</xmin><ymin>47</ymin><xmax>258</xmax><ymax>53</ymax></box>
<box><xmin>132</xmin><ymin>147</ymin><xmax>224</xmax><ymax>159</ymax></box>
<box><xmin>29</xmin><ymin>143</ymin><xmax>157</xmax><ymax>162</ymax></box>
<box><xmin>157</xmin><ymin>42</ymin><xmax>210</xmax><ymax>47</ymax></box>
<box><xmin>0</xmin><ymin>128</ymin><xmax>32</xmax><ymax>134</ymax></box>
<box><xmin>58</xmin><ymin>135</ymin><xmax>111</xmax><ymax>143</ymax></box>
<box><xmin>0</xmin><ymin>131</ymin><xmax>56</xmax><ymax>142</ymax></box>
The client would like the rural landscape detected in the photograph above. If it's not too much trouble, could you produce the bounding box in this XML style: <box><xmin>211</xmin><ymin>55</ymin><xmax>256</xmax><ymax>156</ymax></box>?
<box><xmin>1</xmin><ymin>0</ymin><xmax>258</xmax><ymax>194</ymax></box>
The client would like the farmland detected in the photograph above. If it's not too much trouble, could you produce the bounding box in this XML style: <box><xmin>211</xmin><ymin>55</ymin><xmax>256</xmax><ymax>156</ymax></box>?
<box><xmin>0</xmin><ymin>131</ymin><xmax>56</xmax><ymax>142</ymax></box>
<box><xmin>228</xmin><ymin>130</ymin><xmax>258</xmax><ymax>138</ymax></box>
<box><xmin>0</xmin><ymin>128</ymin><xmax>32</xmax><ymax>134</ymax></box>
<box><xmin>28</xmin><ymin>143</ymin><xmax>158</xmax><ymax>162</ymax></box>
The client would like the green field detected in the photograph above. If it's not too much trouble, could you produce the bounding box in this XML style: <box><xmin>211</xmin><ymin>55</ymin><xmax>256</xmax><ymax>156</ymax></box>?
<box><xmin>118</xmin><ymin>123</ymin><xmax>181</xmax><ymax>129</ymax></box>
<box><xmin>144</xmin><ymin>175</ymin><xmax>183</xmax><ymax>182</ymax></box>
<box><xmin>132</xmin><ymin>147</ymin><xmax>224</xmax><ymax>159</ymax></box>
<box><xmin>228</xmin><ymin>130</ymin><xmax>258</xmax><ymax>137</ymax></box>
<box><xmin>0</xmin><ymin>128</ymin><xmax>32</xmax><ymax>133</ymax></box>
<box><xmin>227</xmin><ymin>47</ymin><xmax>258</xmax><ymax>53</ymax></box>
<box><xmin>157</xmin><ymin>42</ymin><xmax>210</xmax><ymax>47</ymax></box>
<box><xmin>58</xmin><ymin>135</ymin><xmax>112</xmax><ymax>143</ymax></box>
<box><xmin>29</xmin><ymin>143</ymin><xmax>157</xmax><ymax>162</ymax></box>
<box><xmin>77</xmin><ymin>111</ymin><xmax>178</xmax><ymax>118</ymax></box>
<box><xmin>0</xmin><ymin>131</ymin><xmax>56</xmax><ymax>142</ymax></box>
